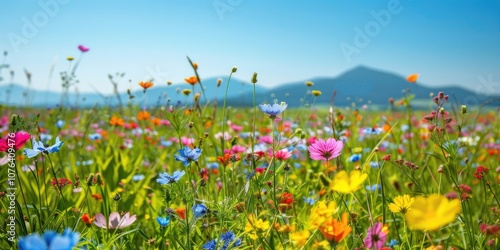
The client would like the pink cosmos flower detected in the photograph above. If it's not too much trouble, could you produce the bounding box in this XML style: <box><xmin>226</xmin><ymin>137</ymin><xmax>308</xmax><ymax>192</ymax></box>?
<box><xmin>0</xmin><ymin>131</ymin><xmax>30</xmax><ymax>152</ymax></box>
<box><xmin>269</xmin><ymin>149</ymin><xmax>292</xmax><ymax>160</ymax></box>
<box><xmin>78</xmin><ymin>45</ymin><xmax>89</xmax><ymax>52</ymax></box>
<box><xmin>93</xmin><ymin>212</ymin><xmax>136</xmax><ymax>229</ymax></box>
<box><xmin>363</xmin><ymin>222</ymin><xmax>388</xmax><ymax>249</ymax></box>
<box><xmin>308</xmin><ymin>138</ymin><xmax>343</xmax><ymax>161</ymax></box>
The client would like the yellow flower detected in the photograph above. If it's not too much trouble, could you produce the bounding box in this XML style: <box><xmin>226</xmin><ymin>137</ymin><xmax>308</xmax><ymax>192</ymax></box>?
<box><xmin>312</xmin><ymin>240</ymin><xmax>331</xmax><ymax>249</ymax></box>
<box><xmin>290</xmin><ymin>230</ymin><xmax>310</xmax><ymax>247</ymax></box>
<box><xmin>245</xmin><ymin>214</ymin><xmax>270</xmax><ymax>239</ymax></box>
<box><xmin>66</xmin><ymin>56</ymin><xmax>74</xmax><ymax>61</ymax></box>
<box><xmin>405</xmin><ymin>194</ymin><xmax>461</xmax><ymax>231</ymax></box>
<box><xmin>311</xmin><ymin>90</ymin><xmax>322</xmax><ymax>96</ymax></box>
<box><xmin>330</xmin><ymin>170</ymin><xmax>368</xmax><ymax>194</ymax></box>
<box><xmin>389</xmin><ymin>194</ymin><xmax>414</xmax><ymax>214</ymax></box>
<box><xmin>309</xmin><ymin>201</ymin><xmax>337</xmax><ymax>229</ymax></box>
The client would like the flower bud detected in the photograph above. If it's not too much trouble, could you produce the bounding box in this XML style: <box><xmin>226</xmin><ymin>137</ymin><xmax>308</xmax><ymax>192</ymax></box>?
<box><xmin>86</xmin><ymin>173</ymin><xmax>95</xmax><ymax>186</ymax></box>
<box><xmin>231</xmin><ymin>66</ymin><xmax>237</xmax><ymax>73</ymax></box>
<box><xmin>305</xmin><ymin>81</ymin><xmax>314</xmax><ymax>87</ymax></box>
<box><xmin>217</xmin><ymin>78</ymin><xmax>222</xmax><ymax>87</ymax></box>
<box><xmin>461</xmin><ymin>105</ymin><xmax>467</xmax><ymax>114</ymax></box>
<box><xmin>439</xmin><ymin>107</ymin><xmax>445</xmax><ymax>114</ymax></box>
<box><xmin>251</xmin><ymin>72</ymin><xmax>258</xmax><ymax>84</ymax></box>
<box><xmin>311</xmin><ymin>90</ymin><xmax>322</xmax><ymax>97</ymax></box>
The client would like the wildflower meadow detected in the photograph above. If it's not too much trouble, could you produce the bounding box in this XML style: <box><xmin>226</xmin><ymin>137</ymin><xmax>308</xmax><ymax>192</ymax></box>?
<box><xmin>1</xmin><ymin>46</ymin><xmax>500</xmax><ymax>250</ymax></box>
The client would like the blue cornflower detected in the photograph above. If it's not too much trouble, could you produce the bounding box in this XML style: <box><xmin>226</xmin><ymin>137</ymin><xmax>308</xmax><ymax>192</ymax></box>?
<box><xmin>192</xmin><ymin>204</ymin><xmax>208</xmax><ymax>218</ymax></box>
<box><xmin>303</xmin><ymin>197</ymin><xmax>316</xmax><ymax>205</ymax></box>
<box><xmin>56</xmin><ymin>120</ymin><xmax>65</xmax><ymax>129</ymax></box>
<box><xmin>157</xmin><ymin>170</ymin><xmax>185</xmax><ymax>184</ymax></box>
<box><xmin>175</xmin><ymin>146</ymin><xmax>202</xmax><ymax>166</ymax></box>
<box><xmin>156</xmin><ymin>216</ymin><xmax>170</xmax><ymax>227</ymax></box>
<box><xmin>365</xmin><ymin>184</ymin><xmax>381</xmax><ymax>192</ymax></box>
<box><xmin>220</xmin><ymin>231</ymin><xmax>242</xmax><ymax>249</ymax></box>
<box><xmin>202</xmin><ymin>239</ymin><xmax>217</xmax><ymax>250</ymax></box>
<box><xmin>369</xmin><ymin>161</ymin><xmax>379</xmax><ymax>168</ymax></box>
<box><xmin>387</xmin><ymin>239</ymin><xmax>399</xmax><ymax>247</ymax></box>
<box><xmin>23</xmin><ymin>137</ymin><xmax>64</xmax><ymax>158</ymax></box>
<box><xmin>258</xmin><ymin>102</ymin><xmax>288</xmax><ymax>119</ymax></box>
<box><xmin>88</xmin><ymin>133</ymin><xmax>102</xmax><ymax>140</ymax></box>
<box><xmin>18</xmin><ymin>228</ymin><xmax>80</xmax><ymax>250</ymax></box>
<box><xmin>133</xmin><ymin>174</ymin><xmax>145</xmax><ymax>182</ymax></box>
<box><xmin>349</xmin><ymin>154</ymin><xmax>361</xmax><ymax>162</ymax></box>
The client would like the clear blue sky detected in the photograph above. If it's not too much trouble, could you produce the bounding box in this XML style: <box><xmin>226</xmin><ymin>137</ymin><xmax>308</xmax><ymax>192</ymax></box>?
<box><xmin>1</xmin><ymin>0</ymin><xmax>499</xmax><ymax>95</ymax></box>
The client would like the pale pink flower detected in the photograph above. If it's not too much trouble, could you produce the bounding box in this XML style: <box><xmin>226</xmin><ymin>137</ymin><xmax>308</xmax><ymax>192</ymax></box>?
<box><xmin>308</xmin><ymin>138</ymin><xmax>343</xmax><ymax>161</ymax></box>
<box><xmin>93</xmin><ymin>212</ymin><xmax>136</xmax><ymax>229</ymax></box>
<box><xmin>272</xmin><ymin>149</ymin><xmax>292</xmax><ymax>160</ymax></box>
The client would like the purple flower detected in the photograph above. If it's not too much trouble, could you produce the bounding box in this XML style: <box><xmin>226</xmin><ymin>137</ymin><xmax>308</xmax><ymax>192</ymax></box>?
<box><xmin>93</xmin><ymin>212</ymin><xmax>136</xmax><ymax>229</ymax></box>
<box><xmin>363</xmin><ymin>222</ymin><xmax>388</xmax><ymax>249</ymax></box>
<box><xmin>78</xmin><ymin>45</ymin><xmax>89</xmax><ymax>52</ymax></box>
<box><xmin>308</xmin><ymin>138</ymin><xmax>343</xmax><ymax>161</ymax></box>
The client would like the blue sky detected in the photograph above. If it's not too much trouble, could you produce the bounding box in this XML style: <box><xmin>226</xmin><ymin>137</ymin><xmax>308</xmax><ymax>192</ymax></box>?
<box><xmin>1</xmin><ymin>0</ymin><xmax>499</xmax><ymax>95</ymax></box>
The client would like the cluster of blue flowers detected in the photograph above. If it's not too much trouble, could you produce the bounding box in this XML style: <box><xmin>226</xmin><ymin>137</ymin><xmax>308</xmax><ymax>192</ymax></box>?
<box><xmin>202</xmin><ymin>231</ymin><xmax>241</xmax><ymax>250</ymax></box>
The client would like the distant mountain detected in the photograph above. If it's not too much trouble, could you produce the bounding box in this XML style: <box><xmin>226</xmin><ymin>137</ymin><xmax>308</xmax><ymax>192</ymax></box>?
<box><xmin>1</xmin><ymin>66</ymin><xmax>498</xmax><ymax>108</ymax></box>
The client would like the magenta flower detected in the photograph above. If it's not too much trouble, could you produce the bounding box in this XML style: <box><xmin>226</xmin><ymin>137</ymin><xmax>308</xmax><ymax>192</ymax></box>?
<box><xmin>363</xmin><ymin>222</ymin><xmax>388</xmax><ymax>249</ymax></box>
<box><xmin>0</xmin><ymin>131</ymin><xmax>30</xmax><ymax>152</ymax></box>
<box><xmin>93</xmin><ymin>212</ymin><xmax>136</xmax><ymax>229</ymax></box>
<box><xmin>269</xmin><ymin>149</ymin><xmax>292</xmax><ymax>160</ymax></box>
<box><xmin>308</xmin><ymin>138</ymin><xmax>343</xmax><ymax>161</ymax></box>
<box><xmin>78</xmin><ymin>45</ymin><xmax>89</xmax><ymax>52</ymax></box>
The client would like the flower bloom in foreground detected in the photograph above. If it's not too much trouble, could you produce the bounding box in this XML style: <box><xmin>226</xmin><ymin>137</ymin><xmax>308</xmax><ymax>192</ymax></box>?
<box><xmin>474</xmin><ymin>165</ymin><xmax>490</xmax><ymax>180</ymax></box>
<box><xmin>81</xmin><ymin>213</ymin><xmax>95</xmax><ymax>225</ymax></box>
<box><xmin>406</xmin><ymin>73</ymin><xmax>419</xmax><ymax>83</ymax></box>
<box><xmin>184</xmin><ymin>76</ymin><xmax>198</xmax><ymax>85</ymax></box>
<box><xmin>245</xmin><ymin>214</ymin><xmax>271</xmax><ymax>240</ymax></box>
<box><xmin>78</xmin><ymin>45</ymin><xmax>89</xmax><ymax>52</ymax></box>
<box><xmin>319</xmin><ymin>212</ymin><xmax>352</xmax><ymax>243</ymax></box>
<box><xmin>139</xmin><ymin>81</ymin><xmax>154</xmax><ymax>90</ymax></box>
<box><xmin>271</xmin><ymin>149</ymin><xmax>292</xmax><ymax>160</ymax></box>
<box><xmin>175</xmin><ymin>146</ymin><xmax>202</xmax><ymax>166</ymax></box>
<box><xmin>0</xmin><ymin>131</ymin><xmax>30</xmax><ymax>152</ymax></box>
<box><xmin>389</xmin><ymin>194</ymin><xmax>414</xmax><ymax>214</ymax></box>
<box><xmin>18</xmin><ymin>228</ymin><xmax>80</xmax><ymax>250</ymax></box>
<box><xmin>258</xmin><ymin>102</ymin><xmax>288</xmax><ymax>119</ymax></box>
<box><xmin>23</xmin><ymin>137</ymin><xmax>64</xmax><ymax>158</ymax></box>
<box><xmin>404</xmin><ymin>194</ymin><xmax>461</xmax><ymax>231</ymax></box>
<box><xmin>308</xmin><ymin>138</ymin><xmax>344</xmax><ymax>161</ymax></box>
<box><xmin>203</xmin><ymin>231</ymin><xmax>242</xmax><ymax>250</ymax></box>
<box><xmin>330</xmin><ymin>170</ymin><xmax>368</xmax><ymax>194</ymax></box>
<box><xmin>157</xmin><ymin>170</ymin><xmax>185</xmax><ymax>184</ymax></box>
<box><xmin>156</xmin><ymin>216</ymin><xmax>170</xmax><ymax>227</ymax></box>
<box><xmin>93</xmin><ymin>212</ymin><xmax>137</xmax><ymax>229</ymax></box>
<box><xmin>308</xmin><ymin>201</ymin><xmax>338</xmax><ymax>229</ymax></box>
<box><xmin>290</xmin><ymin>230</ymin><xmax>311</xmax><ymax>247</ymax></box>
<box><xmin>192</xmin><ymin>204</ymin><xmax>208</xmax><ymax>218</ymax></box>
<box><xmin>363</xmin><ymin>222</ymin><xmax>388</xmax><ymax>249</ymax></box>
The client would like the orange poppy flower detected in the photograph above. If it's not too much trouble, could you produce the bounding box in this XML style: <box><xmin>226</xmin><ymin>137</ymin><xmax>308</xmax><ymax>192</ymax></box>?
<box><xmin>184</xmin><ymin>76</ymin><xmax>198</xmax><ymax>85</ymax></box>
<box><xmin>139</xmin><ymin>81</ymin><xmax>154</xmax><ymax>89</ymax></box>
<box><xmin>137</xmin><ymin>110</ymin><xmax>151</xmax><ymax>121</ymax></box>
<box><xmin>81</xmin><ymin>213</ymin><xmax>95</xmax><ymax>225</ymax></box>
<box><xmin>91</xmin><ymin>193</ymin><xmax>103</xmax><ymax>201</ymax></box>
<box><xmin>110</xmin><ymin>116</ymin><xmax>124</xmax><ymax>127</ymax></box>
<box><xmin>151</xmin><ymin>117</ymin><xmax>161</xmax><ymax>126</ymax></box>
<box><xmin>175</xmin><ymin>207</ymin><xmax>186</xmax><ymax>220</ymax></box>
<box><xmin>319</xmin><ymin>212</ymin><xmax>352</xmax><ymax>243</ymax></box>
<box><xmin>406</xmin><ymin>74</ymin><xmax>419</xmax><ymax>83</ymax></box>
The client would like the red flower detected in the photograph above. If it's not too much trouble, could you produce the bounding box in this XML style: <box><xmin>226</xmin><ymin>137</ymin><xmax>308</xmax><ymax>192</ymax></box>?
<box><xmin>474</xmin><ymin>166</ymin><xmax>490</xmax><ymax>180</ymax></box>
<box><xmin>50</xmin><ymin>178</ymin><xmax>72</xmax><ymax>189</ymax></box>
<box><xmin>81</xmin><ymin>213</ymin><xmax>95</xmax><ymax>225</ymax></box>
